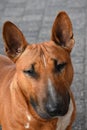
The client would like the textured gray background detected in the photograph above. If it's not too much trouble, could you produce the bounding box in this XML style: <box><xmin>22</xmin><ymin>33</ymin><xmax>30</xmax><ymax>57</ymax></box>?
<box><xmin>0</xmin><ymin>0</ymin><xmax>87</xmax><ymax>130</ymax></box>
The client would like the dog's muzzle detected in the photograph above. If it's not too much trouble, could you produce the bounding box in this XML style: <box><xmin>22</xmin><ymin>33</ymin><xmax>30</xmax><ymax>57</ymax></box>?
<box><xmin>30</xmin><ymin>87</ymin><xmax>70</xmax><ymax>120</ymax></box>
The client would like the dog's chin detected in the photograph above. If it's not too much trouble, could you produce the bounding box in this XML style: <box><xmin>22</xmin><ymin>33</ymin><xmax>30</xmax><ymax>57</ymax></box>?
<box><xmin>36</xmin><ymin>107</ymin><xmax>69</xmax><ymax>120</ymax></box>
<box><xmin>35</xmin><ymin>110</ymin><xmax>52</xmax><ymax>120</ymax></box>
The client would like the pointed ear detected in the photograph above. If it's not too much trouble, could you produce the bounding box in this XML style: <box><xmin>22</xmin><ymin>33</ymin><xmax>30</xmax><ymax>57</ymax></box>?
<box><xmin>51</xmin><ymin>11</ymin><xmax>75</xmax><ymax>52</ymax></box>
<box><xmin>3</xmin><ymin>21</ymin><xmax>27</xmax><ymax>62</ymax></box>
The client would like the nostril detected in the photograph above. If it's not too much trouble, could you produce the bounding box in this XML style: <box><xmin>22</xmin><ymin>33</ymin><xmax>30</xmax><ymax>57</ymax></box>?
<box><xmin>46</xmin><ymin>103</ymin><xmax>58</xmax><ymax>116</ymax></box>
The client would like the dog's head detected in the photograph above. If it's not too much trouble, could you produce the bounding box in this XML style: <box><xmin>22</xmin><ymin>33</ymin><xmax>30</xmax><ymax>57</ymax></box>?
<box><xmin>3</xmin><ymin>11</ymin><xmax>74</xmax><ymax>120</ymax></box>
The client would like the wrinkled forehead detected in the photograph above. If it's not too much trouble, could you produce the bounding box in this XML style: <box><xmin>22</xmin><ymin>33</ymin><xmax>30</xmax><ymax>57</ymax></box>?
<box><xmin>41</xmin><ymin>41</ymin><xmax>69</xmax><ymax>61</ymax></box>
<box><xmin>17</xmin><ymin>41</ymin><xmax>69</xmax><ymax>67</ymax></box>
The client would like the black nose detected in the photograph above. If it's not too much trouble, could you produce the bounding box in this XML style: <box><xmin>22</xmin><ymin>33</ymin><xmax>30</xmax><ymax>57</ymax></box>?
<box><xmin>45</xmin><ymin>92</ymin><xmax>70</xmax><ymax>117</ymax></box>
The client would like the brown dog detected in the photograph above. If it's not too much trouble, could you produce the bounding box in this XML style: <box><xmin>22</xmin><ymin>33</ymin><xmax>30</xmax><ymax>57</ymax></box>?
<box><xmin>0</xmin><ymin>11</ymin><xmax>76</xmax><ymax>130</ymax></box>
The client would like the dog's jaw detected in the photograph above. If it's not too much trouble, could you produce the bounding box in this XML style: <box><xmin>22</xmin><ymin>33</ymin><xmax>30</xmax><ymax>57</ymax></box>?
<box><xmin>56</xmin><ymin>99</ymin><xmax>74</xmax><ymax>130</ymax></box>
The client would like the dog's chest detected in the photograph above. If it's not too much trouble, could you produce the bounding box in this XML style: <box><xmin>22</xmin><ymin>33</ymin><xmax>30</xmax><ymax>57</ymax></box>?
<box><xmin>56</xmin><ymin>99</ymin><xmax>73</xmax><ymax>130</ymax></box>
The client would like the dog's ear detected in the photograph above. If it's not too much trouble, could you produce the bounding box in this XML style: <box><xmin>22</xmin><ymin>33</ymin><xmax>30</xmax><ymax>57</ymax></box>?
<box><xmin>51</xmin><ymin>11</ymin><xmax>74</xmax><ymax>52</ymax></box>
<box><xmin>3</xmin><ymin>21</ymin><xmax>27</xmax><ymax>62</ymax></box>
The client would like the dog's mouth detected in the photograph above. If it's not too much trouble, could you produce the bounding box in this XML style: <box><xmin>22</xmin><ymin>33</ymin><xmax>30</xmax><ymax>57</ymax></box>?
<box><xmin>29</xmin><ymin>92</ymin><xmax>70</xmax><ymax>120</ymax></box>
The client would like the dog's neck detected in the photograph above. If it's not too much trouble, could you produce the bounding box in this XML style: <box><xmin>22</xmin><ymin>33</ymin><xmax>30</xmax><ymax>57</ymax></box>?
<box><xmin>9</xmin><ymin>77</ymin><xmax>29</xmax><ymax>125</ymax></box>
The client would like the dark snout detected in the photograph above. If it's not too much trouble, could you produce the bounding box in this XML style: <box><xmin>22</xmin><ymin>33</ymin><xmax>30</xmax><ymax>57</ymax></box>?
<box><xmin>45</xmin><ymin>91</ymin><xmax>70</xmax><ymax>117</ymax></box>
<box><xmin>30</xmin><ymin>85</ymin><xmax>70</xmax><ymax>119</ymax></box>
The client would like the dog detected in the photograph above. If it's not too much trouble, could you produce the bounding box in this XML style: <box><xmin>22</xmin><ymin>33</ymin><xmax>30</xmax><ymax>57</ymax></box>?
<box><xmin>0</xmin><ymin>11</ymin><xmax>76</xmax><ymax>130</ymax></box>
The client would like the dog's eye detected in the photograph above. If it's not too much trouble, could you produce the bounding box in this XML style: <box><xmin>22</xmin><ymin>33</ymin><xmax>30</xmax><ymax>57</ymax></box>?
<box><xmin>54</xmin><ymin>60</ymin><xmax>67</xmax><ymax>73</ymax></box>
<box><xmin>24</xmin><ymin>64</ymin><xmax>37</xmax><ymax>78</ymax></box>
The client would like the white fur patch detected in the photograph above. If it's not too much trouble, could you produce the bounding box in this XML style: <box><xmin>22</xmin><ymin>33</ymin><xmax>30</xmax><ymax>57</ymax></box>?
<box><xmin>24</xmin><ymin>122</ymin><xmax>30</xmax><ymax>129</ymax></box>
<box><xmin>48</xmin><ymin>78</ymin><xmax>57</xmax><ymax>102</ymax></box>
<box><xmin>24</xmin><ymin>112</ymin><xmax>31</xmax><ymax>129</ymax></box>
<box><xmin>43</xmin><ymin>55</ymin><xmax>46</xmax><ymax>67</ymax></box>
<box><xmin>56</xmin><ymin>99</ymin><xmax>73</xmax><ymax>130</ymax></box>
<box><xmin>27</xmin><ymin>114</ymin><xmax>31</xmax><ymax>121</ymax></box>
